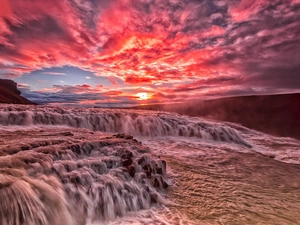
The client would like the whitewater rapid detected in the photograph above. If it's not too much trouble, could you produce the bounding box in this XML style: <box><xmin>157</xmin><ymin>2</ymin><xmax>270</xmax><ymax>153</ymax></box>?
<box><xmin>0</xmin><ymin>105</ymin><xmax>300</xmax><ymax>224</ymax></box>
<box><xmin>0</xmin><ymin>105</ymin><xmax>251</xmax><ymax>147</ymax></box>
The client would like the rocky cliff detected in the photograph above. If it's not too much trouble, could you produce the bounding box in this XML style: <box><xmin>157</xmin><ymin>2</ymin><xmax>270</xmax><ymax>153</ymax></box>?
<box><xmin>0</xmin><ymin>79</ymin><xmax>36</xmax><ymax>104</ymax></box>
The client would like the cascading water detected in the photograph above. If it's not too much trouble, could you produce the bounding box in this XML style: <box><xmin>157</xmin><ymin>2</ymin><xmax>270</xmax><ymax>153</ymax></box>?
<box><xmin>1</xmin><ymin>104</ymin><xmax>300</xmax><ymax>225</ymax></box>
<box><xmin>0</xmin><ymin>105</ymin><xmax>251</xmax><ymax>147</ymax></box>
<box><xmin>0</xmin><ymin>129</ymin><xmax>169</xmax><ymax>225</ymax></box>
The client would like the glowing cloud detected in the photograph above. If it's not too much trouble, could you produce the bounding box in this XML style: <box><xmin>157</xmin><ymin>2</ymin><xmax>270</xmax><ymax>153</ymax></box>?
<box><xmin>136</xmin><ymin>92</ymin><xmax>151</xmax><ymax>101</ymax></box>
<box><xmin>0</xmin><ymin>0</ymin><xmax>299</xmax><ymax>106</ymax></box>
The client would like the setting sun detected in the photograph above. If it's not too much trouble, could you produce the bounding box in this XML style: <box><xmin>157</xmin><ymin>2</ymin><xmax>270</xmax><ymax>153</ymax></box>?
<box><xmin>136</xmin><ymin>92</ymin><xmax>151</xmax><ymax>100</ymax></box>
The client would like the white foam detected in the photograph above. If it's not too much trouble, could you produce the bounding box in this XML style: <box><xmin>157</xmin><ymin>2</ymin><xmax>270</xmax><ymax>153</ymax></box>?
<box><xmin>0</xmin><ymin>104</ymin><xmax>251</xmax><ymax>147</ymax></box>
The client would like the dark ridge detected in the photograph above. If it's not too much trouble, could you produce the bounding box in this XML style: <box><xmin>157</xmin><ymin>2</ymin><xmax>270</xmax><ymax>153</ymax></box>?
<box><xmin>0</xmin><ymin>79</ymin><xmax>36</xmax><ymax>105</ymax></box>
<box><xmin>133</xmin><ymin>93</ymin><xmax>300</xmax><ymax>139</ymax></box>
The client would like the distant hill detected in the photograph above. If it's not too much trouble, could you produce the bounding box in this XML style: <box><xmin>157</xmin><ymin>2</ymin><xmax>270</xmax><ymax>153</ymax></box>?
<box><xmin>134</xmin><ymin>93</ymin><xmax>300</xmax><ymax>139</ymax></box>
<box><xmin>0</xmin><ymin>79</ymin><xmax>36</xmax><ymax>105</ymax></box>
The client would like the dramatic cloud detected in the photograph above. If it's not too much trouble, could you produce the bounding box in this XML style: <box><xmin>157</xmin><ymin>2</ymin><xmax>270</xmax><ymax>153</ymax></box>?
<box><xmin>0</xmin><ymin>0</ymin><xmax>299</xmax><ymax>105</ymax></box>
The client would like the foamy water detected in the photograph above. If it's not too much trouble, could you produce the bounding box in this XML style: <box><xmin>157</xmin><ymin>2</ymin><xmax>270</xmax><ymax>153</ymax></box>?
<box><xmin>0</xmin><ymin>105</ymin><xmax>300</xmax><ymax>224</ymax></box>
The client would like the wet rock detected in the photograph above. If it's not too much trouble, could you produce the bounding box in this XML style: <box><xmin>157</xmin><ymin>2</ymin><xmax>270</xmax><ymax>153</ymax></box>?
<box><xmin>138</xmin><ymin>155</ymin><xmax>147</xmax><ymax>165</ymax></box>
<box><xmin>126</xmin><ymin>165</ymin><xmax>136</xmax><ymax>177</ymax></box>
<box><xmin>142</xmin><ymin>164</ymin><xmax>152</xmax><ymax>177</ymax></box>
<box><xmin>21</xmin><ymin>145</ymin><xmax>31</xmax><ymax>151</ymax></box>
<box><xmin>118</xmin><ymin>148</ymin><xmax>134</xmax><ymax>159</ymax></box>
<box><xmin>70</xmin><ymin>176</ymin><xmax>80</xmax><ymax>185</ymax></box>
<box><xmin>161</xmin><ymin>160</ymin><xmax>166</xmax><ymax>168</ymax></box>
<box><xmin>103</xmin><ymin>159</ymin><xmax>116</xmax><ymax>169</ymax></box>
<box><xmin>150</xmin><ymin>192</ymin><xmax>158</xmax><ymax>203</ymax></box>
<box><xmin>153</xmin><ymin>177</ymin><xmax>160</xmax><ymax>188</ymax></box>
<box><xmin>113</xmin><ymin>133</ymin><xmax>133</xmax><ymax>139</ymax></box>
<box><xmin>61</xmin><ymin>132</ymin><xmax>74</xmax><ymax>136</ymax></box>
<box><xmin>137</xmin><ymin>147</ymin><xmax>150</xmax><ymax>154</ymax></box>
<box><xmin>116</xmin><ymin>148</ymin><xmax>134</xmax><ymax>167</ymax></box>
<box><xmin>30</xmin><ymin>143</ymin><xmax>40</xmax><ymax>148</ymax></box>
<box><xmin>0</xmin><ymin>181</ymin><xmax>12</xmax><ymax>189</ymax></box>
<box><xmin>134</xmin><ymin>172</ymin><xmax>147</xmax><ymax>184</ymax></box>
<box><xmin>157</xmin><ymin>160</ymin><xmax>166</xmax><ymax>176</ymax></box>
<box><xmin>162</xmin><ymin>179</ymin><xmax>169</xmax><ymax>189</ymax></box>
<box><xmin>152</xmin><ymin>175</ymin><xmax>169</xmax><ymax>189</ymax></box>
<box><xmin>122</xmin><ymin>158</ymin><xmax>133</xmax><ymax>167</ymax></box>
<box><xmin>156</xmin><ymin>166</ymin><xmax>163</xmax><ymax>175</ymax></box>
<box><xmin>70</xmin><ymin>144</ymin><xmax>81</xmax><ymax>154</ymax></box>
<box><xmin>81</xmin><ymin>142</ymin><xmax>94</xmax><ymax>154</ymax></box>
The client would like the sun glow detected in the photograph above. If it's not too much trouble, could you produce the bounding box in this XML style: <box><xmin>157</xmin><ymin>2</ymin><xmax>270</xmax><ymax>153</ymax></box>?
<box><xmin>136</xmin><ymin>92</ymin><xmax>151</xmax><ymax>100</ymax></box>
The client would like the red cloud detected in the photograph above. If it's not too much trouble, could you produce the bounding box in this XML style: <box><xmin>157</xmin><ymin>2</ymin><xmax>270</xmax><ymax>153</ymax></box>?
<box><xmin>0</xmin><ymin>0</ymin><xmax>299</xmax><ymax>105</ymax></box>
<box><xmin>0</xmin><ymin>0</ymin><xmax>13</xmax><ymax>18</ymax></box>
<box><xmin>125</xmin><ymin>75</ymin><xmax>153</xmax><ymax>84</ymax></box>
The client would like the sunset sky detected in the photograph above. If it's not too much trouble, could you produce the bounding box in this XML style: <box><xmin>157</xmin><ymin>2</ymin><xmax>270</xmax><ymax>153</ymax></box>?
<box><xmin>0</xmin><ymin>0</ymin><xmax>299</xmax><ymax>107</ymax></box>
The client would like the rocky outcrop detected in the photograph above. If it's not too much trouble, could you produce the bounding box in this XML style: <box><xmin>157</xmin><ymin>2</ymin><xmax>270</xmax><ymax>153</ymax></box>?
<box><xmin>0</xmin><ymin>79</ymin><xmax>35</xmax><ymax>104</ymax></box>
